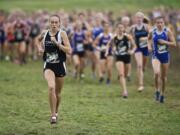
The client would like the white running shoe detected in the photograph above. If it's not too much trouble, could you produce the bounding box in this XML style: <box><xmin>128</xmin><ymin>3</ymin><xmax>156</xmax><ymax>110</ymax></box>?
<box><xmin>138</xmin><ymin>86</ymin><xmax>144</xmax><ymax>92</ymax></box>
<box><xmin>50</xmin><ymin>116</ymin><xmax>57</xmax><ymax>124</ymax></box>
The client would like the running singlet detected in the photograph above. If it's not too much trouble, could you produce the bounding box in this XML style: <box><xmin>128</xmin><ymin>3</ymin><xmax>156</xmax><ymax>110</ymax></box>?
<box><xmin>98</xmin><ymin>33</ymin><xmax>112</xmax><ymax>52</ymax></box>
<box><xmin>72</xmin><ymin>31</ymin><xmax>85</xmax><ymax>52</ymax></box>
<box><xmin>152</xmin><ymin>27</ymin><xmax>169</xmax><ymax>55</ymax></box>
<box><xmin>92</xmin><ymin>26</ymin><xmax>103</xmax><ymax>39</ymax></box>
<box><xmin>14</xmin><ymin>22</ymin><xmax>26</xmax><ymax>42</ymax></box>
<box><xmin>134</xmin><ymin>25</ymin><xmax>148</xmax><ymax>48</ymax></box>
<box><xmin>30</xmin><ymin>23</ymin><xmax>40</xmax><ymax>38</ymax></box>
<box><xmin>114</xmin><ymin>35</ymin><xmax>130</xmax><ymax>56</ymax></box>
<box><xmin>43</xmin><ymin>30</ymin><xmax>66</xmax><ymax>63</ymax></box>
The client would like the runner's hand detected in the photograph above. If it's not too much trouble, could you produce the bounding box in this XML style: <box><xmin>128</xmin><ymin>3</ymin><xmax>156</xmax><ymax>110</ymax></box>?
<box><xmin>38</xmin><ymin>48</ymin><xmax>44</xmax><ymax>56</ymax></box>
<box><xmin>128</xmin><ymin>50</ymin><xmax>134</xmax><ymax>55</ymax></box>
<box><xmin>51</xmin><ymin>36</ymin><xmax>57</xmax><ymax>44</ymax></box>
<box><xmin>158</xmin><ymin>39</ymin><xmax>167</xmax><ymax>45</ymax></box>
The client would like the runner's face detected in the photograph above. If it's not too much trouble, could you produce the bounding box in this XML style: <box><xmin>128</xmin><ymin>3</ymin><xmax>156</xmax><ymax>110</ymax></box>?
<box><xmin>156</xmin><ymin>18</ymin><xmax>164</xmax><ymax>30</ymax></box>
<box><xmin>76</xmin><ymin>22</ymin><xmax>82</xmax><ymax>31</ymax></box>
<box><xmin>104</xmin><ymin>23</ymin><xmax>109</xmax><ymax>32</ymax></box>
<box><xmin>96</xmin><ymin>18</ymin><xmax>101</xmax><ymax>26</ymax></box>
<box><xmin>122</xmin><ymin>19</ymin><xmax>129</xmax><ymax>27</ymax></box>
<box><xmin>118</xmin><ymin>24</ymin><xmax>124</xmax><ymax>34</ymax></box>
<box><xmin>49</xmin><ymin>16</ymin><xmax>60</xmax><ymax>31</ymax></box>
<box><xmin>136</xmin><ymin>15</ymin><xmax>143</xmax><ymax>24</ymax></box>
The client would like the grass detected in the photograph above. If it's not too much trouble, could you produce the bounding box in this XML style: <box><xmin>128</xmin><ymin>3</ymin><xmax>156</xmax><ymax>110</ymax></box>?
<box><xmin>0</xmin><ymin>0</ymin><xmax>180</xmax><ymax>13</ymax></box>
<box><xmin>0</xmin><ymin>51</ymin><xmax>180</xmax><ymax>135</ymax></box>
<box><xmin>0</xmin><ymin>0</ymin><xmax>180</xmax><ymax>134</ymax></box>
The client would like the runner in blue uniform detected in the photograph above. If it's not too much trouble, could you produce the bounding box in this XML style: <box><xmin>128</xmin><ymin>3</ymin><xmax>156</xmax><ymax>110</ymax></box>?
<box><xmin>92</xmin><ymin>17</ymin><xmax>104</xmax><ymax>78</ymax></box>
<box><xmin>148</xmin><ymin>16</ymin><xmax>176</xmax><ymax>103</ymax></box>
<box><xmin>94</xmin><ymin>21</ymin><xmax>113</xmax><ymax>84</ymax></box>
<box><xmin>72</xmin><ymin>21</ymin><xmax>86</xmax><ymax>79</ymax></box>
<box><xmin>132</xmin><ymin>12</ymin><xmax>150</xmax><ymax>91</ymax></box>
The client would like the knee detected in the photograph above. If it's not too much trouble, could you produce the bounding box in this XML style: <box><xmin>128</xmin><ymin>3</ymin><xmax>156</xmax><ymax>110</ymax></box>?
<box><xmin>75</xmin><ymin>61</ymin><xmax>80</xmax><ymax>67</ymax></box>
<box><xmin>56</xmin><ymin>93</ymin><xmax>60</xmax><ymax>99</ymax></box>
<box><xmin>48</xmin><ymin>85</ymin><xmax>55</xmax><ymax>92</ymax></box>
<box><xmin>154</xmin><ymin>72</ymin><xmax>160</xmax><ymax>77</ymax></box>
<box><xmin>119</xmin><ymin>73</ymin><xmax>124</xmax><ymax>78</ymax></box>
<box><xmin>137</xmin><ymin>64</ymin><xmax>143</xmax><ymax>69</ymax></box>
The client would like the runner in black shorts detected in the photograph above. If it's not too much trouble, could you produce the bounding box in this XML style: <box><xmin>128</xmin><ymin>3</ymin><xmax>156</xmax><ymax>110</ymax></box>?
<box><xmin>121</xmin><ymin>16</ymin><xmax>132</xmax><ymax>81</ymax></box>
<box><xmin>13</xmin><ymin>17</ymin><xmax>27</xmax><ymax>65</ymax></box>
<box><xmin>106</xmin><ymin>23</ymin><xmax>136</xmax><ymax>98</ymax></box>
<box><xmin>37</xmin><ymin>14</ymin><xmax>71</xmax><ymax>124</ymax></box>
<box><xmin>84</xmin><ymin>30</ymin><xmax>96</xmax><ymax>78</ymax></box>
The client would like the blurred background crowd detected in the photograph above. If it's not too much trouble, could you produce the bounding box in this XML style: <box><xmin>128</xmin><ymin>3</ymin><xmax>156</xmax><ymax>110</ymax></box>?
<box><xmin>0</xmin><ymin>6</ymin><xmax>179</xmax><ymax>65</ymax></box>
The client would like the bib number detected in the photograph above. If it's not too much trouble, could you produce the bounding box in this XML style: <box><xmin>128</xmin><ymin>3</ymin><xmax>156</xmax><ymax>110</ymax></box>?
<box><xmin>17</xmin><ymin>31</ymin><xmax>23</xmax><ymax>40</ymax></box>
<box><xmin>139</xmin><ymin>39</ymin><xmax>147</xmax><ymax>48</ymax></box>
<box><xmin>116</xmin><ymin>46</ymin><xmax>127</xmax><ymax>55</ymax></box>
<box><xmin>158</xmin><ymin>45</ymin><xmax>167</xmax><ymax>54</ymax></box>
<box><xmin>32</xmin><ymin>28</ymin><xmax>38</xmax><ymax>35</ymax></box>
<box><xmin>101</xmin><ymin>45</ymin><xmax>106</xmax><ymax>52</ymax></box>
<box><xmin>46</xmin><ymin>52</ymin><xmax>59</xmax><ymax>63</ymax></box>
<box><xmin>77</xmin><ymin>43</ymin><xmax>84</xmax><ymax>52</ymax></box>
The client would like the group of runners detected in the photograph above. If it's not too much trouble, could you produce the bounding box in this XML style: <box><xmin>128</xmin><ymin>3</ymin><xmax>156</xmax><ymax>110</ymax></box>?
<box><xmin>0</xmin><ymin>8</ymin><xmax>179</xmax><ymax>124</ymax></box>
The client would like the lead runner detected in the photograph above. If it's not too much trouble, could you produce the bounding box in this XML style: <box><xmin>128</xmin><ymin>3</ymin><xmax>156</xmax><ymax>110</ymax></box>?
<box><xmin>37</xmin><ymin>14</ymin><xmax>72</xmax><ymax>124</ymax></box>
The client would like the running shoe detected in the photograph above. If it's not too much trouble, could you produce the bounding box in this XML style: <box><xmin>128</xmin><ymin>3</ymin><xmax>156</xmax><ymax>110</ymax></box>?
<box><xmin>99</xmin><ymin>77</ymin><xmax>104</xmax><ymax>84</ymax></box>
<box><xmin>159</xmin><ymin>95</ymin><xmax>164</xmax><ymax>103</ymax></box>
<box><xmin>106</xmin><ymin>78</ymin><xmax>111</xmax><ymax>84</ymax></box>
<box><xmin>122</xmin><ymin>91</ymin><xmax>128</xmax><ymax>98</ymax></box>
<box><xmin>155</xmin><ymin>91</ymin><xmax>160</xmax><ymax>101</ymax></box>
<box><xmin>138</xmin><ymin>86</ymin><xmax>144</xmax><ymax>92</ymax></box>
<box><xmin>50</xmin><ymin>116</ymin><xmax>57</xmax><ymax>124</ymax></box>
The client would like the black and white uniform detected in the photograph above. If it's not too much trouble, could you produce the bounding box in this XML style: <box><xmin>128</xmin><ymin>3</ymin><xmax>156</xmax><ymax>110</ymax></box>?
<box><xmin>114</xmin><ymin>34</ymin><xmax>131</xmax><ymax>64</ymax></box>
<box><xmin>43</xmin><ymin>30</ymin><xmax>66</xmax><ymax>77</ymax></box>
<box><xmin>29</xmin><ymin>23</ymin><xmax>40</xmax><ymax>39</ymax></box>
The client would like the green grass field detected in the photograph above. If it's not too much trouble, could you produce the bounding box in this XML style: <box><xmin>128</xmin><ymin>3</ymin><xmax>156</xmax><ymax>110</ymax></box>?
<box><xmin>0</xmin><ymin>0</ymin><xmax>180</xmax><ymax>135</ymax></box>
<box><xmin>0</xmin><ymin>52</ymin><xmax>180</xmax><ymax>135</ymax></box>
<box><xmin>0</xmin><ymin>0</ymin><xmax>180</xmax><ymax>13</ymax></box>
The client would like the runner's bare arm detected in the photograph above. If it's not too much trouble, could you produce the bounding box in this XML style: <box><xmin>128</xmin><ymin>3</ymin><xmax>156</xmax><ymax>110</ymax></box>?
<box><xmin>57</xmin><ymin>31</ymin><xmax>72</xmax><ymax>54</ymax></box>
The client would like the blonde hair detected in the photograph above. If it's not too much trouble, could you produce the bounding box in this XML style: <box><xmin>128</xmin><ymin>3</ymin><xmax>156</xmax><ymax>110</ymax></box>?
<box><xmin>121</xmin><ymin>16</ymin><xmax>130</xmax><ymax>23</ymax></box>
<box><xmin>135</xmin><ymin>12</ymin><xmax>144</xmax><ymax>18</ymax></box>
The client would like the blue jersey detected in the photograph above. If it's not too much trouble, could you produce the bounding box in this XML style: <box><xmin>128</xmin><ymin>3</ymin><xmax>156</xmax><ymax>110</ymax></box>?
<box><xmin>92</xmin><ymin>26</ymin><xmax>103</xmax><ymax>40</ymax></box>
<box><xmin>72</xmin><ymin>31</ymin><xmax>85</xmax><ymax>52</ymax></box>
<box><xmin>98</xmin><ymin>33</ymin><xmax>112</xmax><ymax>52</ymax></box>
<box><xmin>152</xmin><ymin>27</ymin><xmax>169</xmax><ymax>55</ymax></box>
<box><xmin>152</xmin><ymin>27</ymin><xmax>170</xmax><ymax>64</ymax></box>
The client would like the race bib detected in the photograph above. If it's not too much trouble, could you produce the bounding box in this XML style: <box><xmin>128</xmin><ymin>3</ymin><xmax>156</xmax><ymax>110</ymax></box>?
<box><xmin>32</xmin><ymin>28</ymin><xmax>38</xmax><ymax>35</ymax></box>
<box><xmin>139</xmin><ymin>39</ymin><xmax>147</xmax><ymax>48</ymax></box>
<box><xmin>157</xmin><ymin>45</ymin><xmax>167</xmax><ymax>54</ymax></box>
<box><xmin>17</xmin><ymin>32</ymin><xmax>23</xmax><ymax>40</ymax></box>
<box><xmin>101</xmin><ymin>45</ymin><xmax>107</xmax><ymax>52</ymax></box>
<box><xmin>177</xmin><ymin>35</ymin><xmax>180</xmax><ymax>41</ymax></box>
<box><xmin>117</xmin><ymin>46</ymin><xmax>127</xmax><ymax>55</ymax></box>
<box><xmin>77</xmin><ymin>43</ymin><xmax>84</xmax><ymax>52</ymax></box>
<box><xmin>46</xmin><ymin>52</ymin><xmax>59</xmax><ymax>63</ymax></box>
